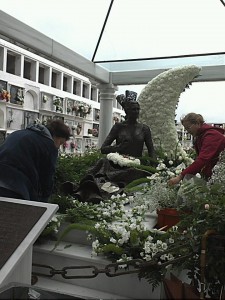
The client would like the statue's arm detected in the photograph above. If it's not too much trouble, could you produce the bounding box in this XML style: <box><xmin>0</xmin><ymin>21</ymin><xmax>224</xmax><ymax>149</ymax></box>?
<box><xmin>101</xmin><ymin>124</ymin><xmax>121</xmax><ymax>154</ymax></box>
<box><xmin>144</xmin><ymin>125</ymin><xmax>156</xmax><ymax>159</ymax></box>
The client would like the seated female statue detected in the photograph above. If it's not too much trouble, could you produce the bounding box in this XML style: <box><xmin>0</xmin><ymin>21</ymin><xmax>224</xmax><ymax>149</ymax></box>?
<box><xmin>101</xmin><ymin>90</ymin><xmax>155</xmax><ymax>158</ymax></box>
<box><xmin>62</xmin><ymin>91</ymin><xmax>156</xmax><ymax>203</ymax></box>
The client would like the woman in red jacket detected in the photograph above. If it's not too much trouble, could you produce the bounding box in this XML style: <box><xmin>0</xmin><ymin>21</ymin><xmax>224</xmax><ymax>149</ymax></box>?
<box><xmin>168</xmin><ymin>112</ymin><xmax>225</xmax><ymax>186</ymax></box>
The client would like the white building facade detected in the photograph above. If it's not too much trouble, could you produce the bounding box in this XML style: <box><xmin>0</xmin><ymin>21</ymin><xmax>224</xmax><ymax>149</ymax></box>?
<box><xmin>0</xmin><ymin>39</ymin><xmax>124</xmax><ymax>154</ymax></box>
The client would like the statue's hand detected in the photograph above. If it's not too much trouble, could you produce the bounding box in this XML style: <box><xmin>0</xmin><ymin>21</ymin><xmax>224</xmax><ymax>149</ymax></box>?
<box><xmin>117</xmin><ymin>140</ymin><xmax>129</xmax><ymax>153</ymax></box>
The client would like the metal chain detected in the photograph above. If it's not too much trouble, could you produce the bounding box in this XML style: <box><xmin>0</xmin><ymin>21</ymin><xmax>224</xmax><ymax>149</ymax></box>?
<box><xmin>32</xmin><ymin>252</ymin><xmax>192</xmax><ymax>280</ymax></box>
<box><xmin>32</xmin><ymin>259</ymin><xmax>144</xmax><ymax>279</ymax></box>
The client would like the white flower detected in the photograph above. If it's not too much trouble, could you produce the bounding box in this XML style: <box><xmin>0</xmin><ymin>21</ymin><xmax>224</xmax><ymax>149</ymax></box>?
<box><xmin>138</xmin><ymin>65</ymin><xmax>201</xmax><ymax>154</ymax></box>
<box><xmin>101</xmin><ymin>182</ymin><xmax>120</xmax><ymax>193</ymax></box>
<box><xmin>94</xmin><ymin>223</ymin><xmax>101</xmax><ymax>229</ymax></box>
<box><xmin>205</xmin><ymin>204</ymin><xmax>210</xmax><ymax>210</ymax></box>
<box><xmin>110</xmin><ymin>237</ymin><xmax>117</xmax><ymax>243</ymax></box>
<box><xmin>107</xmin><ymin>152</ymin><xmax>140</xmax><ymax>167</ymax></box>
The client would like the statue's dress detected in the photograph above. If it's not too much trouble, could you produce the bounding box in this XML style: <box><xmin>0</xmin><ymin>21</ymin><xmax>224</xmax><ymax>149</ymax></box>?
<box><xmin>62</xmin><ymin>121</ymin><xmax>155</xmax><ymax>203</ymax></box>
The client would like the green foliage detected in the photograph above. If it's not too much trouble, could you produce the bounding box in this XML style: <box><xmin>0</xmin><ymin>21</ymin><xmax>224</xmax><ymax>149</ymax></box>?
<box><xmin>64</xmin><ymin>197</ymin><xmax>125</xmax><ymax>223</ymax></box>
<box><xmin>54</xmin><ymin>150</ymin><xmax>104</xmax><ymax>191</ymax></box>
<box><xmin>49</xmin><ymin>195</ymin><xmax>75</xmax><ymax>214</ymax></box>
<box><xmin>130</xmin><ymin>230</ymin><xmax>139</xmax><ymax>246</ymax></box>
<box><xmin>101</xmin><ymin>244</ymin><xmax>124</xmax><ymax>255</ymax></box>
<box><xmin>134</xmin><ymin>164</ymin><xmax>157</xmax><ymax>174</ymax></box>
<box><xmin>53</xmin><ymin>222</ymin><xmax>97</xmax><ymax>250</ymax></box>
<box><xmin>124</xmin><ymin>177</ymin><xmax>152</xmax><ymax>191</ymax></box>
<box><xmin>48</xmin><ymin>143</ymin><xmax>225</xmax><ymax>298</ymax></box>
<box><xmin>139</xmin><ymin>154</ymin><xmax>158</xmax><ymax>167</ymax></box>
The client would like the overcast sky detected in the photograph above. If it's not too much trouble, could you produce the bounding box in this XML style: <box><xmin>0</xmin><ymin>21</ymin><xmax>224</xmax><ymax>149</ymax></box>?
<box><xmin>1</xmin><ymin>1</ymin><xmax>225</xmax><ymax>123</ymax></box>
<box><xmin>118</xmin><ymin>81</ymin><xmax>225</xmax><ymax>124</ymax></box>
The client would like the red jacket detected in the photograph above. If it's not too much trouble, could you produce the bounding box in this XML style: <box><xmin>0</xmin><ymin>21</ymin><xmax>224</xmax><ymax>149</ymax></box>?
<box><xmin>181</xmin><ymin>124</ymin><xmax>225</xmax><ymax>179</ymax></box>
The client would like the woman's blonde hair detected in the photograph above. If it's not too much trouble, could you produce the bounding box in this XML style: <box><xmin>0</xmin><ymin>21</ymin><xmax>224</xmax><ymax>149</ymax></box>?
<box><xmin>181</xmin><ymin>112</ymin><xmax>205</xmax><ymax>125</ymax></box>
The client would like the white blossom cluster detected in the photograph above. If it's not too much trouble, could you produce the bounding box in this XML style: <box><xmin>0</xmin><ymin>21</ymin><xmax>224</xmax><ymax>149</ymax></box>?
<box><xmin>149</xmin><ymin>147</ymin><xmax>193</xmax><ymax>183</ymax></box>
<box><xmin>137</xmin><ymin>181</ymin><xmax>179</xmax><ymax>210</ymax></box>
<box><xmin>141</xmin><ymin>235</ymin><xmax>175</xmax><ymax>262</ymax></box>
<box><xmin>92</xmin><ymin>216</ymin><xmax>145</xmax><ymax>255</ymax></box>
<box><xmin>107</xmin><ymin>152</ymin><xmax>141</xmax><ymax>167</ymax></box>
<box><xmin>138</xmin><ymin>65</ymin><xmax>201</xmax><ymax>154</ymax></box>
<box><xmin>91</xmin><ymin>146</ymin><xmax>195</xmax><ymax>259</ymax></box>
<box><xmin>208</xmin><ymin>150</ymin><xmax>225</xmax><ymax>191</ymax></box>
<box><xmin>90</xmin><ymin>191</ymin><xmax>178</xmax><ymax>263</ymax></box>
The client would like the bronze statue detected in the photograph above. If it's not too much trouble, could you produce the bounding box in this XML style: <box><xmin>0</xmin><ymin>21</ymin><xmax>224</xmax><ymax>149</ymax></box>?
<box><xmin>61</xmin><ymin>91</ymin><xmax>156</xmax><ymax>203</ymax></box>
<box><xmin>101</xmin><ymin>90</ymin><xmax>155</xmax><ymax>158</ymax></box>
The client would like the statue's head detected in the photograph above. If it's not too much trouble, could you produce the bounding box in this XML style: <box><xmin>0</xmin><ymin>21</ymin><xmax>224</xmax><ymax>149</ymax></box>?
<box><xmin>116</xmin><ymin>90</ymin><xmax>139</xmax><ymax>116</ymax></box>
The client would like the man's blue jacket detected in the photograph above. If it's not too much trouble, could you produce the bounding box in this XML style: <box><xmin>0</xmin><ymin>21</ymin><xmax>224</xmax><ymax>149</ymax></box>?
<box><xmin>0</xmin><ymin>124</ymin><xmax>58</xmax><ymax>201</ymax></box>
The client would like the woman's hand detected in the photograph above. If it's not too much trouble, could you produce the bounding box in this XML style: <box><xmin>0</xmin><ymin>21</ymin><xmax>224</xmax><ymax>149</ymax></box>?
<box><xmin>168</xmin><ymin>174</ymin><xmax>183</xmax><ymax>186</ymax></box>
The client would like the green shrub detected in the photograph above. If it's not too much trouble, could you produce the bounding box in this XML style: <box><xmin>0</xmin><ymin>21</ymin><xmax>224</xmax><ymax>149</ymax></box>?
<box><xmin>54</xmin><ymin>150</ymin><xmax>104</xmax><ymax>192</ymax></box>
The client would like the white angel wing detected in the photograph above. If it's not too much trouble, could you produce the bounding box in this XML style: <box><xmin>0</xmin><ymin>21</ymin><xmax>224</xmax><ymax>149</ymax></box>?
<box><xmin>138</xmin><ymin>65</ymin><xmax>202</xmax><ymax>153</ymax></box>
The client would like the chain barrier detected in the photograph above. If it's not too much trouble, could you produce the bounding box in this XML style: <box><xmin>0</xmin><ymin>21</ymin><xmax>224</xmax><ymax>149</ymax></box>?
<box><xmin>32</xmin><ymin>259</ymin><xmax>144</xmax><ymax>279</ymax></box>
<box><xmin>32</xmin><ymin>243</ymin><xmax>194</xmax><ymax>280</ymax></box>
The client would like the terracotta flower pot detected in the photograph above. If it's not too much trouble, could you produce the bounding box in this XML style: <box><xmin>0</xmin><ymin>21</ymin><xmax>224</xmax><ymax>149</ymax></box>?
<box><xmin>157</xmin><ymin>208</ymin><xmax>180</xmax><ymax>230</ymax></box>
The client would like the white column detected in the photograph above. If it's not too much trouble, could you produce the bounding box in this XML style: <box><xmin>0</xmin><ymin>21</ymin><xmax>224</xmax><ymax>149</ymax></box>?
<box><xmin>97</xmin><ymin>83</ymin><xmax>118</xmax><ymax>148</ymax></box>
<box><xmin>1</xmin><ymin>48</ymin><xmax>7</xmax><ymax>72</ymax></box>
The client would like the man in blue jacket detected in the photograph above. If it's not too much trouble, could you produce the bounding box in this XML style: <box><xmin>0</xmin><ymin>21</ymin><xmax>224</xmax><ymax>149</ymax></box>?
<box><xmin>0</xmin><ymin>119</ymin><xmax>70</xmax><ymax>202</ymax></box>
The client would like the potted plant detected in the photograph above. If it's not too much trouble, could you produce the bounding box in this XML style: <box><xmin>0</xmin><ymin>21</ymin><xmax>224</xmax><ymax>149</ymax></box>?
<box><xmin>152</xmin><ymin>181</ymin><xmax>181</xmax><ymax>230</ymax></box>
<box><xmin>140</xmin><ymin>144</ymin><xmax>194</xmax><ymax>230</ymax></box>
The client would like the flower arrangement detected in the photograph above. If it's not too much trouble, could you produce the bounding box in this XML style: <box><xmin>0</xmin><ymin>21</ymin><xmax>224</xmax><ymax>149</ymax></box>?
<box><xmin>76</xmin><ymin>123</ymin><xmax>82</xmax><ymax>135</ymax></box>
<box><xmin>92</xmin><ymin>128</ymin><xmax>98</xmax><ymax>137</ymax></box>
<box><xmin>87</xmin><ymin>128</ymin><xmax>98</xmax><ymax>137</ymax></box>
<box><xmin>72</xmin><ymin>105</ymin><xmax>78</xmax><ymax>112</ymax></box>
<box><xmin>53</xmin><ymin>96</ymin><xmax>61</xmax><ymax>106</ymax></box>
<box><xmin>53</xmin><ymin>97</ymin><xmax>63</xmax><ymax>113</ymax></box>
<box><xmin>138</xmin><ymin>65</ymin><xmax>201</xmax><ymax>154</ymax></box>
<box><xmin>39</xmin><ymin>215</ymin><xmax>62</xmax><ymax>241</ymax></box>
<box><xmin>34</xmin><ymin>118</ymin><xmax>41</xmax><ymax>125</ymax></box>
<box><xmin>15</xmin><ymin>87</ymin><xmax>24</xmax><ymax>104</ymax></box>
<box><xmin>83</xmin><ymin>104</ymin><xmax>92</xmax><ymax>115</ymax></box>
<box><xmin>57</xmin><ymin>106</ymin><xmax>63</xmax><ymax>113</ymax></box>
<box><xmin>66</xmin><ymin>100</ymin><xmax>73</xmax><ymax>112</ymax></box>
<box><xmin>78</xmin><ymin>102</ymin><xmax>92</xmax><ymax>117</ymax></box>
<box><xmin>45</xmin><ymin>65</ymin><xmax>225</xmax><ymax>298</ymax></box>
<box><xmin>42</xmin><ymin>95</ymin><xmax>48</xmax><ymax>103</ymax></box>
<box><xmin>113</xmin><ymin>116</ymin><xmax>120</xmax><ymax>123</ymax></box>
<box><xmin>46</xmin><ymin>146</ymin><xmax>225</xmax><ymax>298</ymax></box>
<box><xmin>0</xmin><ymin>88</ymin><xmax>11</xmax><ymax>102</ymax></box>
<box><xmin>70</xmin><ymin>141</ymin><xmax>76</xmax><ymax>149</ymax></box>
<box><xmin>148</xmin><ymin>142</ymin><xmax>194</xmax><ymax>183</ymax></box>
<box><xmin>107</xmin><ymin>152</ymin><xmax>141</xmax><ymax>167</ymax></box>
<box><xmin>56</xmin><ymin>171</ymin><xmax>225</xmax><ymax>297</ymax></box>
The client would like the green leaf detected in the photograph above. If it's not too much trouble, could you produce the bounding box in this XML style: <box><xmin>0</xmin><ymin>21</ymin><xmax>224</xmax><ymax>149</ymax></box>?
<box><xmin>101</xmin><ymin>244</ymin><xmax>123</xmax><ymax>255</ymax></box>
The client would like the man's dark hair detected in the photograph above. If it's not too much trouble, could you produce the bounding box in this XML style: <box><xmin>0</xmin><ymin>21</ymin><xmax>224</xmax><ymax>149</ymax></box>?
<box><xmin>46</xmin><ymin>119</ymin><xmax>71</xmax><ymax>140</ymax></box>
